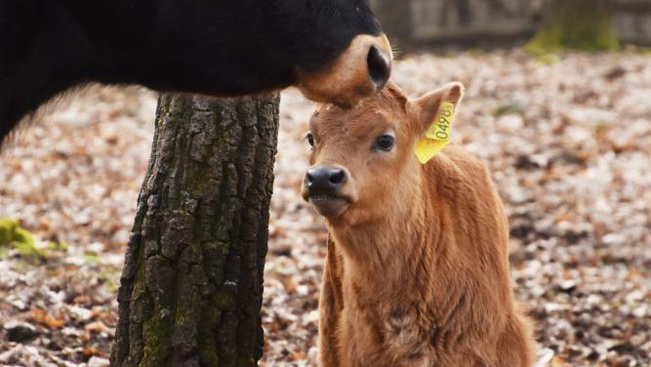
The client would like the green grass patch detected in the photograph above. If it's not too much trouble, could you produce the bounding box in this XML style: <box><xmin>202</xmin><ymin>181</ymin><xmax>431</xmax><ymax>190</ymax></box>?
<box><xmin>493</xmin><ymin>103</ymin><xmax>525</xmax><ymax>117</ymax></box>
<box><xmin>0</xmin><ymin>219</ymin><xmax>45</xmax><ymax>260</ymax></box>
<box><xmin>84</xmin><ymin>253</ymin><xmax>101</xmax><ymax>263</ymax></box>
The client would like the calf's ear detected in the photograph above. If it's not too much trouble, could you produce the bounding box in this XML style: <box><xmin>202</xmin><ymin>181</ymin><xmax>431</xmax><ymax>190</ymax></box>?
<box><xmin>414</xmin><ymin>82</ymin><xmax>465</xmax><ymax>134</ymax></box>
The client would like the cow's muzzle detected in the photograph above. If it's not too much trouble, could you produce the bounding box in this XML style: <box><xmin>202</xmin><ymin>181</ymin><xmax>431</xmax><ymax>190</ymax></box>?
<box><xmin>296</xmin><ymin>34</ymin><xmax>393</xmax><ymax>107</ymax></box>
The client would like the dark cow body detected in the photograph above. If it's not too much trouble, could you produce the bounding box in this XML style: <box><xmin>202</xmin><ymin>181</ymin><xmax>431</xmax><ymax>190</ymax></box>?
<box><xmin>0</xmin><ymin>0</ymin><xmax>391</xmax><ymax>145</ymax></box>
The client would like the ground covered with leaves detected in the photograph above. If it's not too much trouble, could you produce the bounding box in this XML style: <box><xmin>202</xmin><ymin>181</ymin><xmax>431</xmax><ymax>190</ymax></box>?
<box><xmin>0</xmin><ymin>50</ymin><xmax>649</xmax><ymax>367</ymax></box>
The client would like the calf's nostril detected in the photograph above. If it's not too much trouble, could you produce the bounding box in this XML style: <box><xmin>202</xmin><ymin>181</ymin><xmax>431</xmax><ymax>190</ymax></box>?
<box><xmin>367</xmin><ymin>45</ymin><xmax>391</xmax><ymax>91</ymax></box>
<box><xmin>306</xmin><ymin>172</ymin><xmax>314</xmax><ymax>184</ymax></box>
<box><xmin>329</xmin><ymin>169</ymin><xmax>346</xmax><ymax>185</ymax></box>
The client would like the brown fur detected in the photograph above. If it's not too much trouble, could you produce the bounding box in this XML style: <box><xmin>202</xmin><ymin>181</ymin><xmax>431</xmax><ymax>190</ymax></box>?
<box><xmin>303</xmin><ymin>82</ymin><xmax>536</xmax><ymax>367</ymax></box>
<box><xmin>297</xmin><ymin>34</ymin><xmax>393</xmax><ymax>107</ymax></box>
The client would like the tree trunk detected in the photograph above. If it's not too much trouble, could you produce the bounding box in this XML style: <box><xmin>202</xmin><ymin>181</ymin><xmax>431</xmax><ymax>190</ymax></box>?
<box><xmin>110</xmin><ymin>92</ymin><xmax>280</xmax><ymax>367</ymax></box>
<box><xmin>528</xmin><ymin>0</ymin><xmax>619</xmax><ymax>52</ymax></box>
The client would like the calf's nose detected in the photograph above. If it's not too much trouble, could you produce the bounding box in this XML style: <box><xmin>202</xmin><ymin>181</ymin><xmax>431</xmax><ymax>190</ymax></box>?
<box><xmin>367</xmin><ymin>44</ymin><xmax>391</xmax><ymax>91</ymax></box>
<box><xmin>305</xmin><ymin>165</ymin><xmax>347</xmax><ymax>197</ymax></box>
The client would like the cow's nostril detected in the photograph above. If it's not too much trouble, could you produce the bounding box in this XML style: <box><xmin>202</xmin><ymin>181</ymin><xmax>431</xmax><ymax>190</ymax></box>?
<box><xmin>329</xmin><ymin>169</ymin><xmax>346</xmax><ymax>185</ymax></box>
<box><xmin>367</xmin><ymin>45</ymin><xmax>391</xmax><ymax>91</ymax></box>
<box><xmin>306</xmin><ymin>172</ymin><xmax>314</xmax><ymax>184</ymax></box>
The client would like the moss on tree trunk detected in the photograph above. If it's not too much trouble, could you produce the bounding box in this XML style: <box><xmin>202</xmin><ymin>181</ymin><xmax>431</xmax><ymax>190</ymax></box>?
<box><xmin>528</xmin><ymin>0</ymin><xmax>619</xmax><ymax>52</ymax></box>
<box><xmin>110</xmin><ymin>93</ymin><xmax>279</xmax><ymax>367</ymax></box>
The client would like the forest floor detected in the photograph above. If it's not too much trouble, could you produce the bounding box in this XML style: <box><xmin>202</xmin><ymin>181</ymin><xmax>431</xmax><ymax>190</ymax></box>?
<box><xmin>0</xmin><ymin>49</ymin><xmax>649</xmax><ymax>367</ymax></box>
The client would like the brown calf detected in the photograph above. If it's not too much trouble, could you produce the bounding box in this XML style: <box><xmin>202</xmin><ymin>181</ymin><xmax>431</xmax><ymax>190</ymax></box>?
<box><xmin>301</xmin><ymin>82</ymin><xmax>536</xmax><ymax>367</ymax></box>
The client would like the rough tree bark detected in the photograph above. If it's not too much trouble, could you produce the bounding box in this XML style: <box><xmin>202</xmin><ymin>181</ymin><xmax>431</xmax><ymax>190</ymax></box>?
<box><xmin>528</xmin><ymin>0</ymin><xmax>619</xmax><ymax>52</ymax></box>
<box><xmin>110</xmin><ymin>92</ymin><xmax>280</xmax><ymax>367</ymax></box>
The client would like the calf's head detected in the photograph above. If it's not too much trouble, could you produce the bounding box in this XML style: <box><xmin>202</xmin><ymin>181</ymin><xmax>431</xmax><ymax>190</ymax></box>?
<box><xmin>302</xmin><ymin>82</ymin><xmax>464</xmax><ymax>223</ymax></box>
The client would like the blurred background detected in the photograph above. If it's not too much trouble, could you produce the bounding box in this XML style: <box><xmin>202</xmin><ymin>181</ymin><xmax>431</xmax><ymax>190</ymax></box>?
<box><xmin>373</xmin><ymin>0</ymin><xmax>650</xmax><ymax>49</ymax></box>
<box><xmin>0</xmin><ymin>1</ymin><xmax>649</xmax><ymax>366</ymax></box>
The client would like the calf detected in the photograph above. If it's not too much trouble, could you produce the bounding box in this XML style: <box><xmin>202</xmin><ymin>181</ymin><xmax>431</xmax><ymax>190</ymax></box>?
<box><xmin>302</xmin><ymin>83</ymin><xmax>536</xmax><ymax>367</ymax></box>
<box><xmin>0</xmin><ymin>0</ymin><xmax>392</xmax><ymax>146</ymax></box>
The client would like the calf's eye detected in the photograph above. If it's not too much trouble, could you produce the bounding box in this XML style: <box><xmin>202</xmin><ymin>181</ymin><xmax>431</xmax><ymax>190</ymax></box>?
<box><xmin>374</xmin><ymin>134</ymin><xmax>395</xmax><ymax>151</ymax></box>
<box><xmin>306</xmin><ymin>132</ymin><xmax>315</xmax><ymax>148</ymax></box>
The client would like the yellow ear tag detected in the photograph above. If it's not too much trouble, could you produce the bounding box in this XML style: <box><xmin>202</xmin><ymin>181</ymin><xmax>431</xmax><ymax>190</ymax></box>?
<box><xmin>414</xmin><ymin>102</ymin><xmax>455</xmax><ymax>164</ymax></box>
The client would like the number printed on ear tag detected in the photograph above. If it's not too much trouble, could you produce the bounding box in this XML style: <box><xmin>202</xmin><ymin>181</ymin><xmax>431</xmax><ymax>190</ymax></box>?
<box><xmin>425</xmin><ymin>102</ymin><xmax>454</xmax><ymax>142</ymax></box>
<box><xmin>413</xmin><ymin>102</ymin><xmax>455</xmax><ymax>164</ymax></box>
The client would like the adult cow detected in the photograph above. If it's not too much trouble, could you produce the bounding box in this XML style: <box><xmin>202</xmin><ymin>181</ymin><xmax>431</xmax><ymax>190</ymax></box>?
<box><xmin>0</xmin><ymin>0</ymin><xmax>392</xmax><ymax>145</ymax></box>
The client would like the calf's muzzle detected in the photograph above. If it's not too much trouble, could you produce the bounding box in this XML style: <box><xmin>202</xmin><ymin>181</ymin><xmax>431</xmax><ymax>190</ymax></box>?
<box><xmin>305</xmin><ymin>165</ymin><xmax>347</xmax><ymax>197</ymax></box>
<box><xmin>303</xmin><ymin>165</ymin><xmax>352</xmax><ymax>218</ymax></box>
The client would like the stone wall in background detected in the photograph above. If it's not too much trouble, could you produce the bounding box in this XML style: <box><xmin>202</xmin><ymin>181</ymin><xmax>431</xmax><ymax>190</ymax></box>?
<box><xmin>373</xmin><ymin>0</ymin><xmax>651</xmax><ymax>46</ymax></box>
<box><xmin>410</xmin><ymin>0</ymin><xmax>535</xmax><ymax>42</ymax></box>
<box><xmin>614</xmin><ymin>0</ymin><xmax>651</xmax><ymax>45</ymax></box>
